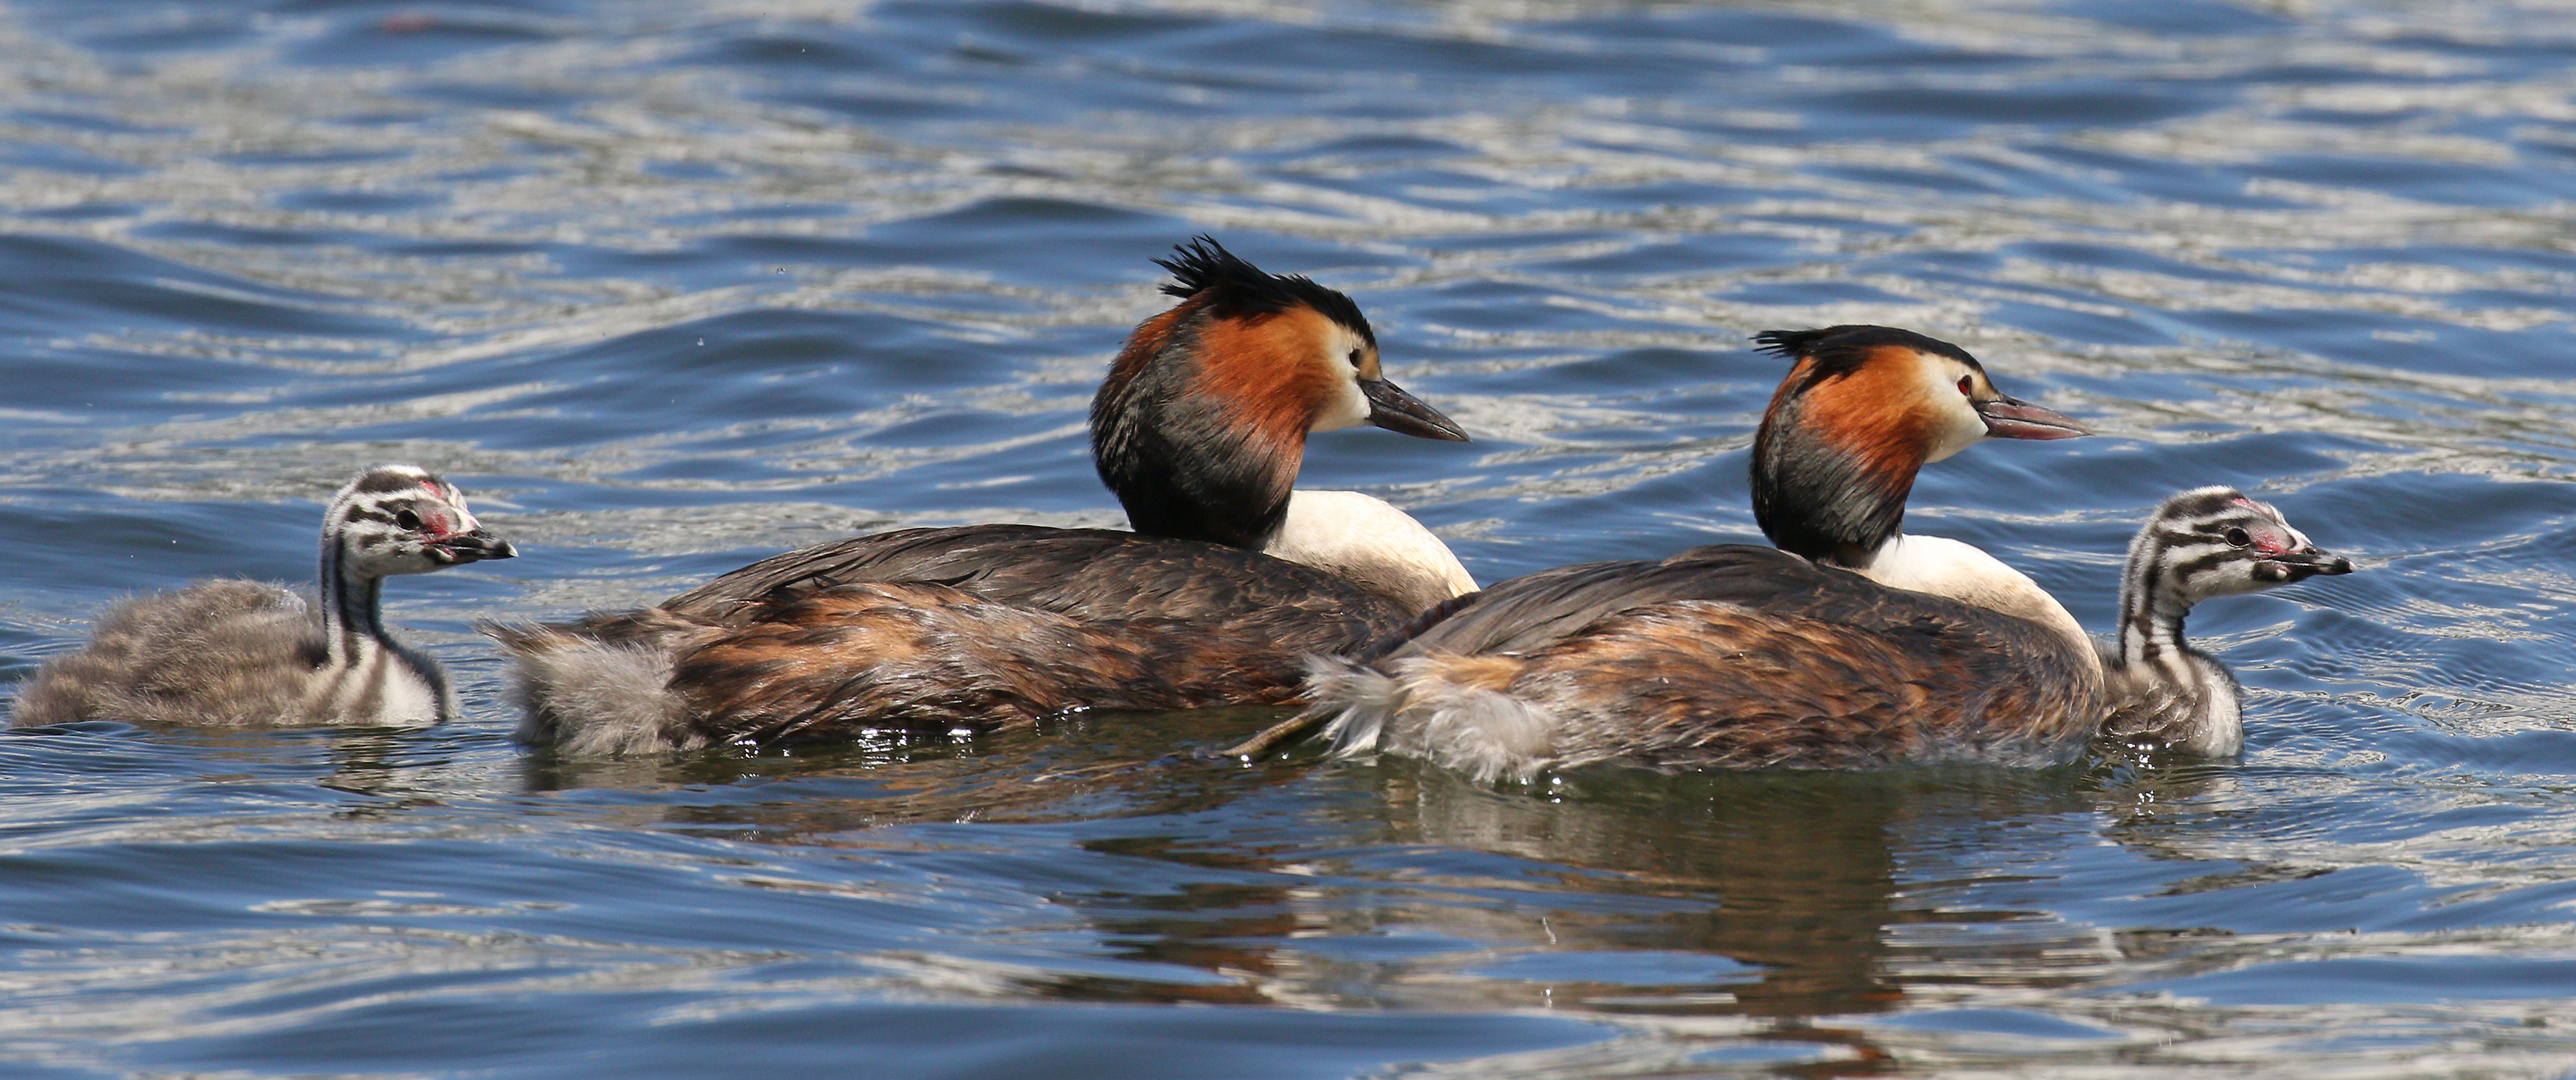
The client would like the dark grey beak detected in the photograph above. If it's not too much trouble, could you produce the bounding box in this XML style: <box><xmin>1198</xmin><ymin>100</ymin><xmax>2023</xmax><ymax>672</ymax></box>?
<box><xmin>1362</xmin><ymin>377</ymin><xmax>1469</xmax><ymax>442</ymax></box>
<box><xmin>1975</xmin><ymin>395</ymin><xmax>2088</xmax><ymax>441</ymax></box>
<box><xmin>430</xmin><ymin>527</ymin><xmax>517</xmax><ymax>565</ymax></box>
<box><xmin>2258</xmin><ymin>546</ymin><xmax>2354</xmax><ymax>583</ymax></box>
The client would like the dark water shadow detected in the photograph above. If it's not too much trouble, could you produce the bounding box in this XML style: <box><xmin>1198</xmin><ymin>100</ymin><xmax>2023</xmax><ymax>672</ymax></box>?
<box><xmin>1376</xmin><ymin>762</ymin><xmax>2094</xmax><ymax>1000</ymax></box>
<box><xmin>511</xmin><ymin>705</ymin><xmax>1309</xmax><ymax>832</ymax></box>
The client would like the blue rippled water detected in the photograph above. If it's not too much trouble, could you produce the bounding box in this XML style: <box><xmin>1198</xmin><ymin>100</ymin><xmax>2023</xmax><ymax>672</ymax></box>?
<box><xmin>3</xmin><ymin>1</ymin><xmax>2575</xmax><ymax>1076</ymax></box>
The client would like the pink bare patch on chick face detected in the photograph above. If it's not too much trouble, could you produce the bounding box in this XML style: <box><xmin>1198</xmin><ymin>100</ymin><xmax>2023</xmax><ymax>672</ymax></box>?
<box><xmin>2227</xmin><ymin>497</ymin><xmax>2297</xmax><ymax>553</ymax></box>
<box><xmin>410</xmin><ymin>480</ymin><xmax>474</xmax><ymax>537</ymax></box>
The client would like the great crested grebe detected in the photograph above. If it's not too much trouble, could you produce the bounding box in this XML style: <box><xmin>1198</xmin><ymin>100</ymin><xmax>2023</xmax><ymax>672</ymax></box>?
<box><xmin>2096</xmin><ymin>487</ymin><xmax>2353</xmax><ymax>757</ymax></box>
<box><xmin>13</xmin><ymin>465</ymin><xmax>515</xmax><ymax>728</ymax></box>
<box><xmin>490</xmin><ymin>238</ymin><xmax>1477</xmax><ymax>756</ymax></box>
<box><xmin>1298</xmin><ymin>325</ymin><xmax>2101</xmax><ymax>780</ymax></box>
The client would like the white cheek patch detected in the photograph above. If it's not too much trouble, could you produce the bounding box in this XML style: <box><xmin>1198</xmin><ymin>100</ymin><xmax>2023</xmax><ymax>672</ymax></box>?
<box><xmin>1309</xmin><ymin>325</ymin><xmax>1373</xmax><ymax>433</ymax></box>
<box><xmin>1920</xmin><ymin>360</ymin><xmax>1991</xmax><ymax>463</ymax></box>
<box><xmin>1312</xmin><ymin>379</ymin><xmax>1369</xmax><ymax>432</ymax></box>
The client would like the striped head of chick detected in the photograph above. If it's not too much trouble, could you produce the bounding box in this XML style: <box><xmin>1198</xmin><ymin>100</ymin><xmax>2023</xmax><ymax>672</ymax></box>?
<box><xmin>2127</xmin><ymin>487</ymin><xmax>2354</xmax><ymax>612</ymax></box>
<box><xmin>1090</xmin><ymin>236</ymin><xmax>1466</xmax><ymax>550</ymax></box>
<box><xmin>2101</xmin><ymin>486</ymin><xmax>2354</xmax><ymax>757</ymax></box>
<box><xmin>326</xmin><ymin>464</ymin><xmax>517</xmax><ymax>580</ymax></box>
<box><xmin>1749</xmin><ymin>325</ymin><xmax>2086</xmax><ymax>569</ymax></box>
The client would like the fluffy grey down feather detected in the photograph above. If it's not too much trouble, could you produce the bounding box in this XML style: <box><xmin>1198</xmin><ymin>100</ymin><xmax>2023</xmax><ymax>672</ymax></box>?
<box><xmin>505</xmin><ymin>638</ymin><xmax>701</xmax><ymax>757</ymax></box>
<box><xmin>13</xmin><ymin>580</ymin><xmax>322</xmax><ymax>727</ymax></box>
<box><xmin>1307</xmin><ymin>654</ymin><xmax>1567</xmax><ymax>784</ymax></box>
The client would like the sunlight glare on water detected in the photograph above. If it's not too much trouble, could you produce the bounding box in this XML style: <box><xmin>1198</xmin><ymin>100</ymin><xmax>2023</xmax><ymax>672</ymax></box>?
<box><xmin>2</xmin><ymin>1</ymin><xmax>2576</xmax><ymax>1076</ymax></box>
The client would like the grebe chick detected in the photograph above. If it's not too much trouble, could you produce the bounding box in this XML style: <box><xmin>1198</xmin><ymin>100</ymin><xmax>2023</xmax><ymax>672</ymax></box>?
<box><xmin>2096</xmin><ymin>487</ymin><xmax>2353</xmax><ymax>757</ymax></box>
<box><xmin>492</xmin><ymin>238</ymin><xmax>1475</xmax><ymax>756</ymax></box>
<box><xmin>13</xmin><ymin>465</ymin><xmax>515</xmax><ymax>728</ymax></box>
<box><xmin>1302</xmin><ymin>326</ymin><xmax>2097</xmax><ymax>781</ymax></box>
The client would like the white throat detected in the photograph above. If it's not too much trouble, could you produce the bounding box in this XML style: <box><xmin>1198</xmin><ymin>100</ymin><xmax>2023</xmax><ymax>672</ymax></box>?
<box><xmin>1263</xmin><ymin>490</ymin><xmax>1477</xmax><ymax>611</ymax></box>
<box><xmin>1308</xmin><ymin>375</ymin><xmax>1371</xmax><ymax>432</ymax></box>
<box><xmin>1855</xmin><ymin>534</ymin><xmax>2090</xmax><ymax>657</ymax></box>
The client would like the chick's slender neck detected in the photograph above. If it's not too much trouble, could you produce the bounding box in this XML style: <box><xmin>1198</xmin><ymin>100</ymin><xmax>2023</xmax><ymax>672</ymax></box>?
<box><xmin>317</xmin><ymin>522</ymin><xmax>391</xmax><ymax>670</ymax></box>
<box><xmin>2114</xmin><ymin>547</ymin><xmax>2195</xmax><ymax>671</ymax></box>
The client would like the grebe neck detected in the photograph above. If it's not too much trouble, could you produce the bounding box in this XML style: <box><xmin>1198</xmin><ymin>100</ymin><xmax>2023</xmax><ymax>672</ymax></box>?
<box><xmin>2113</xmin><ymin>563</ymin><xmax>2193</xmax><ymax>671</ymax></box>
<box><xmin>318</xmin><ymin>534</ymin><xmax>389</xmax><ymax>670</ymax></box>
<box><xmin>1090</xmin><ymin>306</ymin><xmax>1303</xmax><ymax>550</ymax></box>
<box><xmin>1266</xmin><ymin>490</ymin><xmax>1476</xmax><ymax>609</ymax></box>
<box><xmin>1857</xmin><ymin>533</ymin><xmax>2092</xmax><ymax>661</ymax></box>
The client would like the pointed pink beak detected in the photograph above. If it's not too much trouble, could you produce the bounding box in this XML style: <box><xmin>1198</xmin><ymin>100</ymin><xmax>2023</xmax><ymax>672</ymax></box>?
<box><xmin>1975</xmin><ymin>395</ymin><xmax>2088</xmax><ymax>441</ymax></box>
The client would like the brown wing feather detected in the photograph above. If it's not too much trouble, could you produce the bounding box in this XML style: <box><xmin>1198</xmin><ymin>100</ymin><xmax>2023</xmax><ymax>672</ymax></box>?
<box><xmin>1395</xmin><ymin>545</ymin><xmax>1854</xmax><ymax>657</ymax></box>
<box><xmin>660</xmin><ymin>524</ymin><xmax>1412</xmax><ymax>649</ymax></box>
<box><xmin>665</xmin><ymin>582</ymin><xmax>1329</xmax><ymax>742</ymax></box>
<box><xmin>1371</xmin><ymin>545</ymin><xmax>2102</xmax><ymax>771</ymax></box>
<box><xmin>1492</xmin><ymin>600</ymin><xmax>2099</xmax><ymax>770</ymax></box>
<box><xmin>498</xmin><ymin>524</ymin><xmax>1433</xmax><ymax>747</ymax></box>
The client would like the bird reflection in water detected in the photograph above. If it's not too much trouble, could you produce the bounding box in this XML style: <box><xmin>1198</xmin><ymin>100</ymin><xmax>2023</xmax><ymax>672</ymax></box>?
<box><xmin>513</xmin><ymin>706</ymin><xmax>1309</xmax><ymax>832</ymax></box>
<box><xmin>507</xmin><ymin>709</ymin><xmax>2157</xmax><ymax>1069</ymax></box>
<box><xmin>1355</xmin><ymin>761</ymin><xmax>2101</xmax><ymax>1065</ymax></box>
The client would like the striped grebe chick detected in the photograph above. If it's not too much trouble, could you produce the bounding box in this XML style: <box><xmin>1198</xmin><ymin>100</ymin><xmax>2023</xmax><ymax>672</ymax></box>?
<box><xmin>2097</xmin><ymin>487</ymin><xmax>2353</xmax><ymax>757</ymax></box>
<box><xmin>13</xmin><ymin>465</ymin><xmax>515</xmax><ymax>728</ymax></box>
<box><xmin>1303</xmin><ymin>326</ymin><xmax>2098</xmax><ymax>781</ymax></box>
<box><xmin>492</xmin><ymin>238</ymin><xmax>1475</xmax><ymax>756</ymax></box>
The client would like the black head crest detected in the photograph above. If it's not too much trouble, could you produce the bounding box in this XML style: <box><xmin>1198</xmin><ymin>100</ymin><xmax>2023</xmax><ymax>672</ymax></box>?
<box><xmin>1754</xmin><ymin>325</ymin><xmax>1981</xmax><ymax>396</ymax></box>
<box><xmin>1154</xmin><ymin>236</ymin><xmax>1374</xmax><ymax>346</ymax></box>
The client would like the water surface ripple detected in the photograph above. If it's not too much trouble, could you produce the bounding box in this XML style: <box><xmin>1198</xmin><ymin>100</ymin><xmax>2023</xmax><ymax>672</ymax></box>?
<box><xmin>2</xmin><ymin>1</ymin><xmax>2574</xmax><ymax>1076</ymax></box>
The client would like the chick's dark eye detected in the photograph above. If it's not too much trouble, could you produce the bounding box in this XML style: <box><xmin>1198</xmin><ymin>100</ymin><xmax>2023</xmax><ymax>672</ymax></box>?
<box><xmin>1956</xmin><ymin>375</ymin><xmax>1973</xmax><ymax>396</ymax></box>
<box><xmin>2224</xmin><ymin>527</ymin><xmax>2251</xmax><ymax>547</ymax></box>
<box><xmin>395</xmin><ymin>509</ymin><xmax>421</xmax><ymax>531</ymax></box>
<box><xmin>1348</xmin><ymin>348</ymin><xmax>1364</xmax><ymax>369</ymax></box>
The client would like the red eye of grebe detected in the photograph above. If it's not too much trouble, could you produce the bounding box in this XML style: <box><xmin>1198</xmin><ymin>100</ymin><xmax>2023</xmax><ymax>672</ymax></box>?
<box><xmin>1956</xmin><ymin>375</ymin><xmax>1972</xmax><ymax>396</ymax></box>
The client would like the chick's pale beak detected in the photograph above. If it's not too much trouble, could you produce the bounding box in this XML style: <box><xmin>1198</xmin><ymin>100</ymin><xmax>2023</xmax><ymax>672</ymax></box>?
<box><xmin>1363</xmin><ymin>378</ymin><xmax>1469</xmax><ymax>442</ymax></box>
<box><xmin>1975</xmin><ymin>395</ymin><xmax>2088</xmax><ymax>441</ymax></box>
<box><xmin>431</xmin><ymin>527</ymin><xmax>517</xmax><ymax>565</ymax></box>
<box><xmin>2265</xmin><ymin>545</ymin><xmax>2355</xmax><ymax>582</ymax></box>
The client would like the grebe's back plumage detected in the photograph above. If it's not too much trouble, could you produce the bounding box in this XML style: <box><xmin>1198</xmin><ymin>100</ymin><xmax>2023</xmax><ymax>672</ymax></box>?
<box><xmin>1305</xmin><ymin>326</ymin><xmax>2097</xmax><ymax>781</ymax></box>
<box><xmin>1315</xmin><ymin>545</ymin><xmax>2105</xmax><ymax>779</ymax></box>
<box><xmin>2096</xmin><ymin>487</ymin><xmax>2353</xmax><ymax>756</ymax></box>
<box><xmin>657</xmin><ymin>519</ymin><xmax>1442</xmax><ymax>634</ymax></box>
<box><xmin>13</xmin><ymin>465</ymin><xmax>515</xmax><ymax>728</ymax></box>
<box><xmin>493</xmin><ymin>239</ymin><xmax>1475</xmax><ymax>756</ymax></box>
